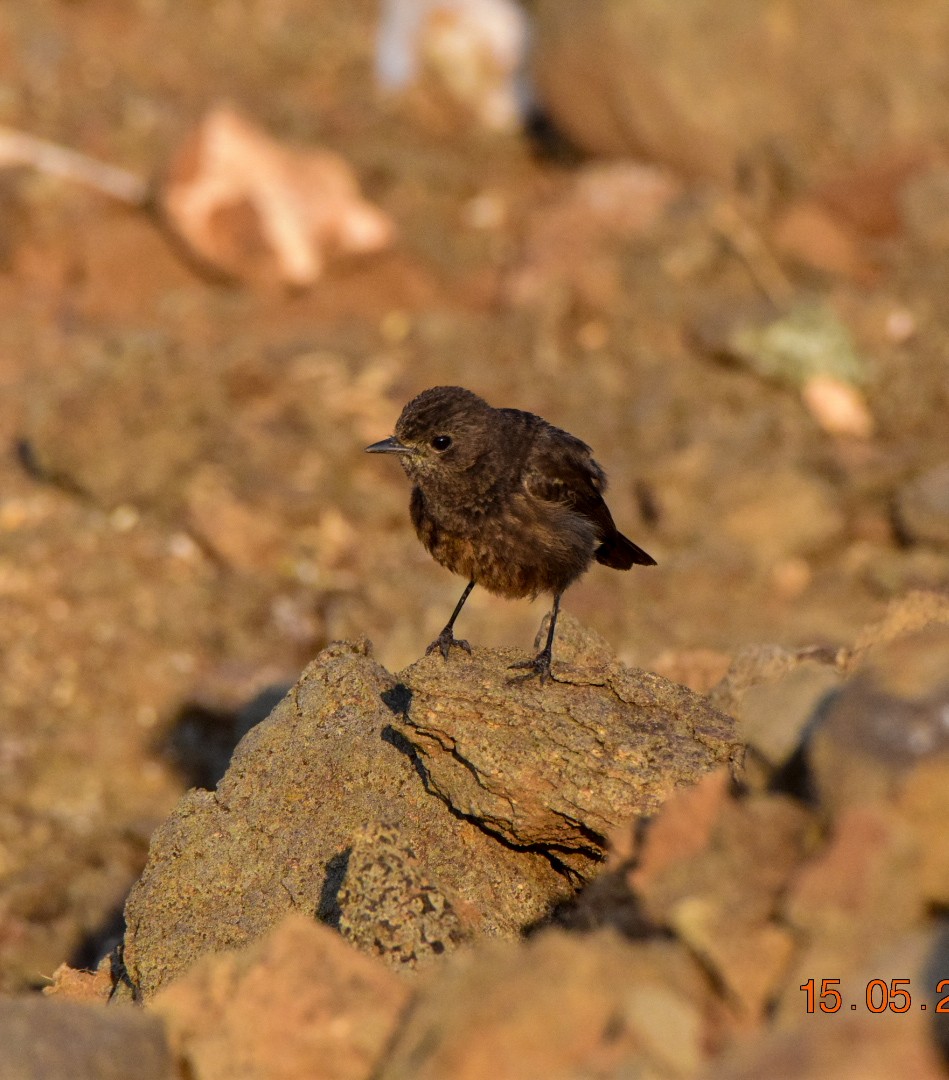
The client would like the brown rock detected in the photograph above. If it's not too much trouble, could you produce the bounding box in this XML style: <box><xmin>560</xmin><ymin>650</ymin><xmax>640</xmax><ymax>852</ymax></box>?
<box><xmin>849</xmin><ymin>589</ymin><xmax>949</xmax><ymax>659</ymax></box>
<box><xmin>772</xmin><ymin>199</ymin><xmax>878</xmax><ymax>282</ymax></box>
<box><xmin>0</xmin><ymin>812</ymin><xmax>148</xmax><ymax>996</ymax></box>
<box><xmin>42</xmin><ymin>958</ymin><xmax>113</xmax><ymax>1004</ymax></box>
<box><xmin>123</xmin><ymin>640</ymin><xmax>569</xmax><ymax>999</ymax></box>
<box><xmin>808</xmin><ymin>626</ymin><xmax>949</xmax><ymax>814</ymax></box>
<box><xmin>896</xmin><ymin>461</ymin><xmax>949</xmax><ymax>550</ymax></box>
<box><xmin>531</xmin><ymin>1</ymin><xmax>731</xmax><ymax>178</ymax></box>
<box><xmin>761</xmin><ymin>929</ymin><xmax>949</xmax><ymax>1074</ymax></box>
<box><xmin>151</xmin><ymin>914</ymin><xmax>411</xmax><ymax>1080</ymax></box>
<box><xmin>710</xmin><ymin>995</ymin><xmax>947</xmax><ymax>1079</ymax></box>
<box><xmin>737</xmin><ymin>661</ymin><xmax>844</xmax><ymax>776</ymax></box>
<box><xmin>388</xmin><ymin>643</ymin><xmax>741</xmax><ymax>860</ymax></box>
<box><xmin>761</xmin><ymin>617</ymin><xmax>949</xmax><ymax>1049</ymax></box>
<box><xmin>528</xmin><ymin>610</ymin><xmax>615</xmax><ymax>674</ymax></box>
<box><xmin>337</xmin><ymin>821</ymin><xmax>471</xmax><ymax>970</ymax></box>
<box><xmin>629</xmin><ymin>776</ymin><xmax>812</xmax><ymax>1020</ymax></box>
<box><xmin>815</xmin><ymin>150</ymin><xmax>929</xmax><ymax>237</ymax></box>
<box><xmin>785</xmin><ymin>803</ymin><xmax>924</xmax><ymax>939</ymax></box>
<box><xmin>0</xmin><ymin>999</ymin><xmax>173</xmax><ymax>1080</ymax></box>
<box><xmin>898</xmin><ymin>757</ymin><xmax>949</xmax><ymax>906</ymax></box>
<box><xmin>378</xmin><ymin>929</ymin><xmax>712</xmax><ymax>1080</ymax></box>
<box><xmin>626</xmin><ymin>770</ymin><xmax>733</xmax><ymax>893</ymax></box>
<box><xmin>532</xmin><ymin>1</ymin><xmax>949</xmax><ymax>184</ymax></box>
<box><xmin>901</xmin><ymin>164</ymin><xmax>949</xmax><ymax>250</ymax></box>
<box><xmin>856</xmin><ymin>621</ymin><xmax>949</xmax><ymax>701</ymax></box>
<box><xmin>709</xmin><ymin>644</ymin><xmax>835</xmax><ymax>719</ymax></box>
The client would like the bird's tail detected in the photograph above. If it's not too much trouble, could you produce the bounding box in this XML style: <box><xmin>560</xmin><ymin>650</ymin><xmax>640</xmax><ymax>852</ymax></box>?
<box><xmin>595</xmin><ymin>531</ymin><xmax>657</xmax><ymax>569</ymax></box>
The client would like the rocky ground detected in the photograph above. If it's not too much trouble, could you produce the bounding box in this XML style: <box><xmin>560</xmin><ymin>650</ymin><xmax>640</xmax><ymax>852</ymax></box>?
<box><xmin>16</xmin><ymin>594</ymin><xmax>949</xmax><ymax>1079</ymax></box>
<box><xmin>1</xmin><ymin>1</ymin><xmax>949</xmax><ymax>1077</ymax></box>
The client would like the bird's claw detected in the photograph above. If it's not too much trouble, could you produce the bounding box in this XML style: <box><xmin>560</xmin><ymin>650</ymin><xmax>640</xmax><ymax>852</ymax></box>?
<box><xmin>425</xmin><ymin>629</ymin><xmax>472</xmax><ymax>660</ymax></box>
<box><xmin>508</xmin><ymin>649</ymin><xmax>554</xmax><ymax>685</ymax></box>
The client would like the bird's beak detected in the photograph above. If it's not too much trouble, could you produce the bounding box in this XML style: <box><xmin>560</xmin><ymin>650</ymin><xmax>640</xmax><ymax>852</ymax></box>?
<box><xmin>365</xmin><ymin>435</ymin><xmax>414</xmax><ymax>455</ymax></box>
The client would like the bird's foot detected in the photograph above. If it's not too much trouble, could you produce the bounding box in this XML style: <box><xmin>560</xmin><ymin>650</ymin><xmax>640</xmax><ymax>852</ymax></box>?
<box><xmin>508</xmin><ymin>648</ymin><xmax>555</xmax><ymax>685</ymax></box>
<box><xmin>425</xmin><ymin>627</ymin><xmax>472</xmax><ymax>660</ymax></box>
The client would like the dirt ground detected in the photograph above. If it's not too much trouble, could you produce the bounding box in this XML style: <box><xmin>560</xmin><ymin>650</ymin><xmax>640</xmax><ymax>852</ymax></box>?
<box><xmin>1</xmin><ymin>0</ymin><xmax>948</xmax><ymax>993</ymax></box>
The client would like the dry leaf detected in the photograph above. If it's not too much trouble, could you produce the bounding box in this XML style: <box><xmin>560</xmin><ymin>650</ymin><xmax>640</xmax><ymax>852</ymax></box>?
<box><xmin>772</xmin><ymin>199</ymin><xmax>879</xmax><ymax>284</ymax></box>
<box><xmin>160</xmin><ymin>105</ymin><xmax>394</xmax><ymax>286</ymax></box>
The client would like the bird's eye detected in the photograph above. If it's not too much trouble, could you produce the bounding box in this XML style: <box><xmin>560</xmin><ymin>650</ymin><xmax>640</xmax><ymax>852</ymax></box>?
<box><xmin>431</xmin><ymin>435</ymin><xmax>453</xmax><ymax>452</ymax></box>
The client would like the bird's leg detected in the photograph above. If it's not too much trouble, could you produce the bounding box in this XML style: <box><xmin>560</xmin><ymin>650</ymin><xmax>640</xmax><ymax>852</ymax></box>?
<box><xmin>425</xmin><ymin>580</ymin><xmax>475</xmax><ymax>659</ymax></box>
<box><xmin>509</xmin><ymin>592</ymin><xmax>561</xmax><ymax>684</ymax></box>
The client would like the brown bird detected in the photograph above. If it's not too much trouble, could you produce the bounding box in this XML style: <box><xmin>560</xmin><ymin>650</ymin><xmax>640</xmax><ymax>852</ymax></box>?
<box><xmin>366</xmin><ymin>386</ymin><xmax>656</xmax><ymax>682</ymax></box>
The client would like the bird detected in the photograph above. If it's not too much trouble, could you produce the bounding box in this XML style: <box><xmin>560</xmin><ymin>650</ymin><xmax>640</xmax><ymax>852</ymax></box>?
<box><xmin>366</xmin><ymin>386</ymin><xmax>656</xmax><ymax>682</ymax></box>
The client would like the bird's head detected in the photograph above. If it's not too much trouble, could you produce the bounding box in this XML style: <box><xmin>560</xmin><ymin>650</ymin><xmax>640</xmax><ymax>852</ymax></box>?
<box><xmin>365</xmin><ymin>386</ymin><xmax>494</xmax><ymax>486</ymax></box>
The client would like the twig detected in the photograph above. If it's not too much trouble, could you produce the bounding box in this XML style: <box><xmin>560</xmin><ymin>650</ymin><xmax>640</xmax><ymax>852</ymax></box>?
<box><xmin>0</xmin><ymin>124</ymin><xmax>149</xmax><ymax>206</ymax></box>
<box><xmin>710</xmin><ymin>197</ymin><xmax>793</xmax><ymax>306</ymax></box>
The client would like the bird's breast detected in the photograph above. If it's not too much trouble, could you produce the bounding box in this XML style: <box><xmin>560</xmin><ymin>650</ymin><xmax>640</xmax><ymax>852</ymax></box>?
<box><xmin>410</xmin><ymin>485</ymin><xmax>598</xmax><ymax>599</ymax></box>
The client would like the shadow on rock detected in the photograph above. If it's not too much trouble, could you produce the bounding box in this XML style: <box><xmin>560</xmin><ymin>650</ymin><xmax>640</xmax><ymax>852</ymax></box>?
<box><xmin>162</xmin><ymin>682</ymin><xmax>293</xmax><ymax>791</ymax></box>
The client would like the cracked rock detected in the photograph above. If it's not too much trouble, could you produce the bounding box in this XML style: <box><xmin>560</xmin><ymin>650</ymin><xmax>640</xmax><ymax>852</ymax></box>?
<box><xmin>387</xmin><ymin>636</ymin><xmax>741</xmax><ymax>860</ymax></box>
<box><xmin>122</xmin><ymin>639</ymin><xmax>569</xmax><ymax>999</ymax></box>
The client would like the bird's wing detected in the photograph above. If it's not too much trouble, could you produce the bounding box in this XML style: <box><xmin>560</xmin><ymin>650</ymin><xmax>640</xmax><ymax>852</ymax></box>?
<box><xmin>523</xmin><ymin>427</ymin><xmax>656</xmax><ymax>569</ymax></box>
<box><xmin>523</xmin><ymin>426</ymin><xmax>611</xmax><ymax>523</ymax></box>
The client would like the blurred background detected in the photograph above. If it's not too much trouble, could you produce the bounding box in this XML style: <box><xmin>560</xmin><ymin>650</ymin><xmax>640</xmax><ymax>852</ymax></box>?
<box><xmin>1</xmin><ymin>0</ymin><xmax>948</xmax><ymax>992</ymax></box>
